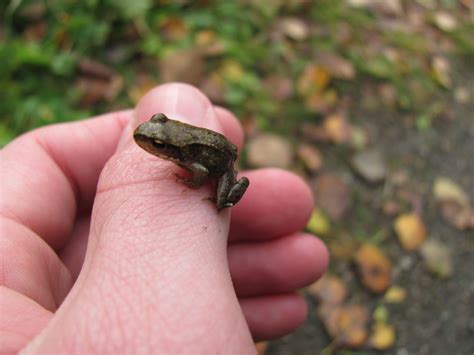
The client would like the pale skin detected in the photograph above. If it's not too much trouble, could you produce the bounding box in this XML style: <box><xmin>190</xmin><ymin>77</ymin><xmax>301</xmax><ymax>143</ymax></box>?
<box><xmin>0</xmin><ymin>83</ymin><xmax>329</xmax><ymax>354</ymax></box>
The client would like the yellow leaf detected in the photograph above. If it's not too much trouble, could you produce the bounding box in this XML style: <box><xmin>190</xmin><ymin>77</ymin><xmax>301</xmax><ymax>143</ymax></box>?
<box><xmin>394</xmin><ymin>213</ymin><xmax>427</xmax><ymax>251</ymax></box>
<box><xmin>307</xmin><ymin>208</ymin><xmax>331</xmax><ymax>236</ymax></box>
<box><xmin>368</xmin><ymin>323</ymin><xmax>396</xmax><ymax>350</ymax></box>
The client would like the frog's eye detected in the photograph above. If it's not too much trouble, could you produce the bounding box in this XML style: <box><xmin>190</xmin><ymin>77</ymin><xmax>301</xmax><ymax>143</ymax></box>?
<box><xmin>153</xmin><ymin>139</ymin><xmax>166</xmax><ymax>149</ymax></box>
<box><xmin>151</xmin><ymin>113</ymin><xmax>168</xmax><ymax>123</ymax></box>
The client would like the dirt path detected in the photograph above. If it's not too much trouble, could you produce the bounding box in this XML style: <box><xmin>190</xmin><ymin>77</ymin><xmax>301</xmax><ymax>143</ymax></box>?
<box><xmin>269</xmin><ymin>61</ymin><xmax>474</xmax><ymax>355</ymax></box>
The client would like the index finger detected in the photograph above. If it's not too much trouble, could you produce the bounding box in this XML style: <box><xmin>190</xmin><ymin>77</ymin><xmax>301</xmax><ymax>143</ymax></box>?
<box><xmin>0</xmin><ymin>110</ymin><xmax>131</xmax><ymax>249</ymax></box>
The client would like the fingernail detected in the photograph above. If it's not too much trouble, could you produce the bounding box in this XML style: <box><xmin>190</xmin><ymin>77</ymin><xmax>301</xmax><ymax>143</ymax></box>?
<box><xmin>134</xmin><ymin>83</ymin><xmax>216</xmax><ymax>128</ymax></box>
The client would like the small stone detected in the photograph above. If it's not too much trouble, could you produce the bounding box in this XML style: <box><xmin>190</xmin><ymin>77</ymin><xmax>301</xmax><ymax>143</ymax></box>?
<box><xmin>247</xmin><ymin>134</ymin><xmax>293</xmax><ymax>169</ymax></box>
<box><xmin>351</xmin><ymin>149</ymin><xmax>387</xmax><ymax>183</ymax></box>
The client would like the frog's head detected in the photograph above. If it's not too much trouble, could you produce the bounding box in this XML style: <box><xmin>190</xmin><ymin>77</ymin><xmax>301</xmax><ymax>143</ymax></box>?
<box><xmin>133</xmin><ymin>113</ymin><xmax>182</xmax><ymax>161</ymax></box>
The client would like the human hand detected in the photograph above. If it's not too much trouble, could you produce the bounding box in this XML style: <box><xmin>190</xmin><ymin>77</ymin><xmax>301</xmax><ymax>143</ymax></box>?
<box><xmin>0</xmin><ymin>83</ymin><xmax>328</xmax><ymax>354</ymax></box>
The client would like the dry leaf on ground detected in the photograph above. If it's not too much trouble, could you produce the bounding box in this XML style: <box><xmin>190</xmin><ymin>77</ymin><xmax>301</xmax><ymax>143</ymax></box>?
<box><xmin>297</xmin><ymin>144</ymin><xmax>323</xmax><ymax>173</ymax></box>
<box><xmin>159</xmin><ymin>48</ymin><xmax>204</xmax><ymax>85</ymax></box>
<box><xmin>354</xmin><ymin>244</ymin><xmax>392</xmax><ymax>293</ymax></box>
<box><xmin>323</xmin><ymin>114</ymin><xmax>351</xmax><ymax>144</ymax></box>
<box><xmin>384</xmin><ymin>286</ymin><xmax>407</xmax><ymax>303</ymax></box>
<box><xmin>312</xmin><ymin>173</ymin><xmax>350</xmax><ymax>221</ymax></box>
<box><xmin>307</xmin><ymin>274</ymin><xmax>347</xmax><ymax>305</ymax></box>
<box><xmin>394</xmin><ymin>213</ymin><xmax>427</xmax><ymax>251</ymax></box>
<box><xmin>367</xmin><ymin>322</ymin><xmax>396</xmax><ymax>350</ymax></box>
<box><xmin>306</xmin><ymin>208</ymin><xmax>331</xmax><ymax>236</ymax></box>
<box><xmin>419</xmin><ymin>239</ymin><xmax>453</xmax><ymax>278</ymax></box>
<box><xmin>247</xmin><ymin>134</ymin><xmax>293</xmax><ymax>169</ymax></box>
<box><xmin>319</xmin><ymin>304</ymin><xmax>370</xmax><ymax>348</ymax></box>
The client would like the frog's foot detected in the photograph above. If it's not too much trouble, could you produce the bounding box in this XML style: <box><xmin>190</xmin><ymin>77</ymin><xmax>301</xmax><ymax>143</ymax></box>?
<box><xmin>216</xmin><ymin>172</ymin><xmax>250</xmax><ymax>211</ymax></box>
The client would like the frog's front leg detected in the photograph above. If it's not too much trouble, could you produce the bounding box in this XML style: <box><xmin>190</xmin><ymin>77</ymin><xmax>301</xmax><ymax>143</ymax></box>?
<box><xmin>216</xmin><ymin>169</ymin><xmax>250</xmax><ymax>210</ymax></box>
<box><xmin>175</xmin><ymin>162</ymin><xmax>209</xmax><ymax>187</ymax></box>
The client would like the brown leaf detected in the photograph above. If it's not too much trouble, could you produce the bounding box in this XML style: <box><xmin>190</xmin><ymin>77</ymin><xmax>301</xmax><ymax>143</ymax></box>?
<box><xmin>312</xmin><ymin>173</ymin><xmax>350</xmax><ymax>221</ymax></box>
<box><xmin>297</xmin><ymin>144</ymin><xmax>323</xmax><ymax>173</ymax></box>
<box><xmin>160</xmin><ymin>17</ymin><xmax>188</xmax><ymax>41</ymax></box>
<box><xmin>200</xmin><ymin>72</ymin><xmax>226</xmax><ymax>103</ymax></box>
<box><xmin>78</xmin><ymin>58</ymin><xmax>115</xmax><ymax>79</ymax></box>
<box><xmin>316</xmin><ymin>53</ymin><xmax>356</xmax><ymax>80</ymax></box>
<box><xmin>76</xmin><ymin>75</ymin><xmax>123</xmax><ymax>107</ymax></box>
<box><xmin>159</xmin><ymin>48</ymin><xmax>204</xmax><ymax>85</ymax></box>
<box><xmin>247</xmin><ymin>134</ymin><xmax>293</xmax><ymax>169</ymax></box>
<box><xmin>319</xmin><ymin>304</ymin><xmax>370</xmax><ymax>348</ymax></box>
<box><xmin>307</xmin><ymin>274</ymin><xmax>347</xmax><ymax>305</ymax></box>
<box><xmin>263</xmin><ymin>76</ymin><xmax>293</xmax><ymax>100</ymax></box>
<box><xmin>301</xmin><ymin>123</ymin><xmax>331</xmax><ymax>143</ymax></box>
<box><xmin>255</xmin><ymin>341</ymin><xmax>268</xmax><ymax>355</ymax></box>
<box><xmin>394</xmin><ymin>213</ymin><xmax>427</xmax><ymax>251</ymax></box>
<box><xmin>354</xmin><ymin>244</ymin><xmax>392</xmax><ymax>293</ymax></box>
<box><xmin>439</xmin><ymin>200</ymin><xmax>474</xmax><ymax>230</ymax></box>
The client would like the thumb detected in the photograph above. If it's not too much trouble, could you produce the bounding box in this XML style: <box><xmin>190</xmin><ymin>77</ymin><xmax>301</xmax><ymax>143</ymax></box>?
<box><xmin>25</xmin><ymin>83</ymin><xmax>255</xmax><ymax>354</ymax></box>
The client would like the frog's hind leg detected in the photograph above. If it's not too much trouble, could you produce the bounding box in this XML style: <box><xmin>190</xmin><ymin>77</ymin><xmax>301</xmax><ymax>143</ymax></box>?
<box><xmin>175</xmin><ymin>162</ymin><xmax>209</xmax><ymax>188</ymax></box>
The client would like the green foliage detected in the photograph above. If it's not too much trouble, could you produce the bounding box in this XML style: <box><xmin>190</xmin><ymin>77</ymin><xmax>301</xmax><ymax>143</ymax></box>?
<box><xmin>0</xmin><ymin>0</ymin><xmax>472</xmax><ymax>146</ymax></box>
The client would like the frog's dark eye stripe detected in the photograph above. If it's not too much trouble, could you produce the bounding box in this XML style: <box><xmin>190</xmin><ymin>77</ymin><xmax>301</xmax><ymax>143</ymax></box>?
<box><xmin>153</xmin><ymin>140</ymin><xmax>165</xmax><ymax>148</ymax></box>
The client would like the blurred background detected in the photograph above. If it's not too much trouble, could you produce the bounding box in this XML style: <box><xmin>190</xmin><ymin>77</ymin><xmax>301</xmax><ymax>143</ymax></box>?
<box><xmin>1</xmin><ymin>0</ymin><xmax>473</xmax><ymax>354</ymax></box>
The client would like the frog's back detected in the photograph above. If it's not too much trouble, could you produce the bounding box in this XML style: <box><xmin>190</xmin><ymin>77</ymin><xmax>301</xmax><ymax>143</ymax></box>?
<box><xmin>166</xmin><ymin>121</ymin><xmax>237</xmax><ymax>157</ymax></box>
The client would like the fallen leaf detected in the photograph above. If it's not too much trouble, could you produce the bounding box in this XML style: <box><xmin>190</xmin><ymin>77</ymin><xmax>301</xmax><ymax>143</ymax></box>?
<box><xmin>354</xmin><ymin>244</ymin><xmax>392</xmax><ymax>293</ymax></box>
<box><xmin>263</xmin><ymin>76</ymin><xmax>293</xmax><ymax>100</ymax></box>
<box><xmin>279</xmin><ymin>17</ymin><xmax>309</xmax><ymax>41</ymax></box>
<box><xmin>160</xmin><ymin>16</ymin><xmax>188</xmax><ymax>40</ymax></box>
<box><xmin>367</xmin><ymin>323</ymin><xmax>396</xmax><ymax>350</ymax></box>
<box><xmin>301</xmin><ymin>123</ymin><xmax>332</xmax><ymax>143</ymax></box>
<box><xmin>383</xmin><ymin>200</ymin><xmax>400</xmax><ymax>217</ymax></box>
<box><xmin>323</xmin><ymin>114</ymin><xmax>351</xmax><ymax>144</ymax></box>
<box><xmin>373</xmin><ymin>305</ymin><xmax>389</xmax><ymax>323</ymax></box>
<box><xmin>394</xmin><ymin>213</ymin><xmax>427</xmax><ymax>251</ymax></box>
<box><xmin>312</xmin><ymin>173</ymin><xmax>350</xmax><ymax>221</ymax></box>
<box><xmin>78</xmin><ymin>57</ymin><xmax>114</xmax><ymax>79</ymax></box>
<box><xmin>247</xmin><ymin>134</ymin><xmax>293</xmax><ymax>169</ymax></box>
<box><xmin>433</xmin><ymin>177</ymin><xmax>470</xmax><ymax>207</ymax></box>
<box><xmin>297</xmin><ymin>144</ymin><xmax>323</xmax><ymax>173</ymax></box>
<box><xmin>351</xmin><ymin>149</ymin><xmax>387</xmax><ymax>184</ymax></box>
<box><xmin>306</xmin><ymin>208</ymin><xmax>331</xmax><ymax>236</ymax></box>
<box><xmin>307</xmin><ymin>274</ymin><xmax>347</xmax><ymax>305</ymax></box>
<box><xmin>454</xmin><ymin>87</ymin><xmax>470</xmax><ymax>104</ymax></box>
<box><xmin>200</xmin><ymin>72</ymin><xmax>226</xmax><ymax>103</ymax></box>
<box><xmin>327</xmin><ymin>232</ymin><xmax>360</xmax><ymax>261</ymax></box>
<box><xmin>438</xmin><ymin>200</ymin><xmax>474</xmax><ymax>230</ymax></box>
<box><xmin>316</xmin><ymin>53</ymin><xmax>356</xmax><ymax>80</ymax></box>
<box><xmin>433</xmin><ymin>11</ymin><xmax>458</xmax><ymax>32</ymax></box>
<box><xmin>348</xmin><ymin>125</ymin><xmax>370</xmax><ymax>150</ymax></box>
<box><xmin>76</xmin><ymin>74</ymin><xmax>123</xmax><ymax>107</ymax></box>
<box><xmin>319</xmin><ymin>304</ymin><xmax>370</xmax><ymax>348</ymax></box>
<box><xmin>384</xmin><ymin>286</ymin><xmax>407</xmax><ymax>303</ymax></box>
<box><xmin>255</xmin><ymin>341</ymin><xmax>268</xmax><ymax>355</ymax></box>
<box><xmin>432</xmin><ymin>56</ymin><xmax>452</xmax><ymax>88</ymax></box>
<box><xmin>297</xmin><ymin>64</ymin><xmax>331</xmax><ymax>96</ymax></box>
<box><xmin>419</xmin><ymin>240</ymin><xmax>453</xmax><ymax>278</ymax></box>
<box><xmin>159</xmin><ymin>48</ymin><xmax>204</xmax><ymax>85</ymax></box>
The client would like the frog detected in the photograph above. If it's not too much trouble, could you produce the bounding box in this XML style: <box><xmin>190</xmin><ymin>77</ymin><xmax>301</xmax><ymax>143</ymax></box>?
<box><xmin>133</xmin><ymin>113</ymin><xmax>250</xmax><ymax>211</ymax></box>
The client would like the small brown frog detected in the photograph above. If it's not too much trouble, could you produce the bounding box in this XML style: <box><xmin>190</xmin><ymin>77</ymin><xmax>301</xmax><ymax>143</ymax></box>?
<box><xmin>133</xmin><ymin>113</ymin><xmax>249</xmax><ymax>210</ymax></box>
